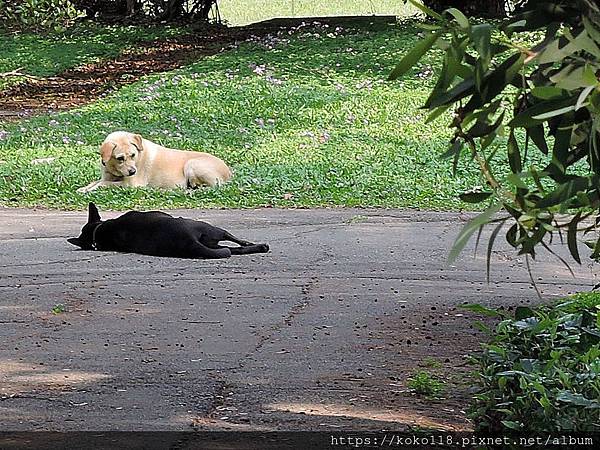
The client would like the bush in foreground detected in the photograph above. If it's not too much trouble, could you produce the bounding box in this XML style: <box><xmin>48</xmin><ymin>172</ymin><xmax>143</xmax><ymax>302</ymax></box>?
<box><xmin>467</xmin><ymin>294</ymin><xmax>600</xmax><ymax>432</ymax></box>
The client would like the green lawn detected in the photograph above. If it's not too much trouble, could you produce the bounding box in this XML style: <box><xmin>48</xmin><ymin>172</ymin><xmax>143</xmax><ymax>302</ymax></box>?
<box><xmin>0</xmin><ymin>21</ymin><xmax>487</xmax><ymax>211</ymax></box>
<box><xmin>0</xmin><ymin>23</ymin><xmax>185</xmax><ymax>90</ymax></box>
<box><xmin>219</xmin><ymin>0</ymin><xmax>418</xmax><ymax>25</ymax></box>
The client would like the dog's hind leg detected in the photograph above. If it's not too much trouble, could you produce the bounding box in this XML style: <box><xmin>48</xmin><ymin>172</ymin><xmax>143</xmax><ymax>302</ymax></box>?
<box><xmin>184</xmin><ymin>159</ymin><xmax>228</xmax><ymax>188</ymax></box>
<box><xmin>228</xmin><ymin>243</ymin><xmax>269</xmax><ymax>255</ymax></box>
<box><xmin>220</xmin><ymin>230</ymin><xmax>255</xmax><ymax>247</ymax></box>
<box><xmin>188</xmin><ymin>242</ymin><xmax>231</xmax><ymax>259</ymax></box>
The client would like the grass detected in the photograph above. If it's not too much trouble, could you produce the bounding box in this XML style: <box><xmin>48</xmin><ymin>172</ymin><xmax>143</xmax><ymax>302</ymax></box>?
<box><xmin>421</xmin><ymin>357</ymin><xmax>442</xmax><ymax>369</ymax></box>
<box><xmin>51</xmin><ymin>303</ymin><xmax>67</xmax><ymax>314</ymax></box>
<box><xmin>0</xmin><ymin>20</ymin><xmax>494</xmax><ymax>210</ymax></box>
<box><xmin>0</xmin><ymin>22</ymin><xmax>186</xmax><ymax>90</ymax></box>
<box><xmin>219</xmin><ymin>0</ymin><xmax>418</xmax><ymax>26</ymax></box>
<box><xmin>407</xmin><ymin>370</ymin><xmax>446</xmax><ymax>398</ymax></box>
<box><xmin>0</xmin><ymin>0</ymin><xmax>418</xmax><ymax>34</ymax></box>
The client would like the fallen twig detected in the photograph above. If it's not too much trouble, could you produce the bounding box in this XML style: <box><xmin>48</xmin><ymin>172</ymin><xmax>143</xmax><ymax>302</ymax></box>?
<box><xmin>0</xmin><ymin>67</ymin><xmax>38</xmax><ymax>80</ymax></box>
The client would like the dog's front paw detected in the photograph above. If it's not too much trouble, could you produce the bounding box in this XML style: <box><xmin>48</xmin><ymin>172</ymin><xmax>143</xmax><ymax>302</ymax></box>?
<box><xmin>77</xmin><ymin>182</ymin><xmax>99</xmax><ymax>194</ymax></box>
<box><xmin>257</xmin><ymin>243</ymin><xmax>270</xmax><ymax>253</ymax></box>
<box><xmin>77</xmin><ymin>186</ymin><xmax>90</xmax><ymax>194</ymax></box>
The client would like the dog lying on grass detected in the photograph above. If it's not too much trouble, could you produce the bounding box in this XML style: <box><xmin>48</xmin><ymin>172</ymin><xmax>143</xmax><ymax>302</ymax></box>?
<box><xmin>77</xmin><ymin>131</ymin><xmax>232</xmax><ymax>193</ymax></box>
<box><xmin>68</xmin><ymin>203</ymin><xmax>269</xmax><ymax>259</ymax></box>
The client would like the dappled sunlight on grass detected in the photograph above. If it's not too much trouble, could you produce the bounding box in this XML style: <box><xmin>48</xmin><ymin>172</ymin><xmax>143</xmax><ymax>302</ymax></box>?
<box><xmin>219</xmin><ymin>0</ymin><xmax>418</xmax><ymax>26</ymax></box>
<box><xmin>0</xmin><ymin>23</ymin><xmax>186</xmax><ymax>90</ymax></box>
<box><xmin>0</xmin><ymin>22</ymin><xmax>480</xmax><ymax>210</ymax></box>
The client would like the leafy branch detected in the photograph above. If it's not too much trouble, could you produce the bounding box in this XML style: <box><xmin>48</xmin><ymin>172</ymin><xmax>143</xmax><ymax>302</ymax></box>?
<box><xmin>392</xmin><ymin>0</ymin><xmax>600</xmax><ymax>277</ymax></box>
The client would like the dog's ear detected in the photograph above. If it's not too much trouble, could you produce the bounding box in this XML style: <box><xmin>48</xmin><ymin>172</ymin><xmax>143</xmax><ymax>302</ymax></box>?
<box><xmin>132</xmin><ymin>134</ymin><xmax>143</xmax><ymax>152</ymax></box>
<box><xmin>99</xmin><ymin>141</ymin><xmax>115</xmax><ymax>164</ymax></box>
<box><xmin>67</xmin><ymin>237</ymin><xmax>82</xmax><ymax>248</ymax></box>
<box><xmin>88</xmin><ymin>202</ymin><xmax>101</xmax><ymax>223</ymax></box>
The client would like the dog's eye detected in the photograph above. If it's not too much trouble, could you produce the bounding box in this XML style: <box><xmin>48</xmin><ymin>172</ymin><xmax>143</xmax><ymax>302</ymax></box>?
<box><xmin>117</xmin><ymin>156</ymin><xmax>125</xmax><ymax>162</ymax></box>
<box><xmin>130</xmin><ymin>154</ymin><xmax>135</xmax><ymax>158</ymax></box>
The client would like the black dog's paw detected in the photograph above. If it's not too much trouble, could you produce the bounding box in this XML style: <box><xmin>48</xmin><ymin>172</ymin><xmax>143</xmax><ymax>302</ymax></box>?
<box><xmin>258</xmin><ymin>243</ymin><xmax>270</xmax><ymax>253</ymax></box>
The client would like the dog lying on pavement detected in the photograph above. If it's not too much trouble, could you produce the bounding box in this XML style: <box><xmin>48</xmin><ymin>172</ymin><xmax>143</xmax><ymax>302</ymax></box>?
<box><xmin>68</xmin><ymin>203</ymin><xmax>269</xmax><ymax>259</ymax></box>
<box><xmin>77</xmin><ymin>131</ymin><xmax>232</xmax><ymax>193</ymax></box>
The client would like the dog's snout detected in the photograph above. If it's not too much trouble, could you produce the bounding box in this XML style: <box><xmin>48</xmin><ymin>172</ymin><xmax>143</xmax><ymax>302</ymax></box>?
<box><xmin>128</xmin><ymin>168</ymin><xmax>137</xmax><ymax>176</ymax></box>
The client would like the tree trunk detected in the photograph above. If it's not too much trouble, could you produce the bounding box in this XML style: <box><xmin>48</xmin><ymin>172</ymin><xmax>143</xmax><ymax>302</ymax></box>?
<box><xmin>161</xmin><ymin>0</ymin><xmax>186</xmax><ymax>20</ymax></box>
<box><xmin>198</xmin><ymin>0</ymin><xmax>216</xmax><ymax>20</ymax></box>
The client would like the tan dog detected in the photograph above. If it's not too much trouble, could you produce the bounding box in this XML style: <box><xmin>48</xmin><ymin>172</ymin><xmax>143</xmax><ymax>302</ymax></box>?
<box><xmin>77</xmin><ymin>131</ymin><xmax>232</xmax><ymax>193</ymax></box>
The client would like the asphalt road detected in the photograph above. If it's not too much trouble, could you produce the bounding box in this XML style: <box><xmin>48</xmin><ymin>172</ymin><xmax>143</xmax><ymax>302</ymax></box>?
<box><xmin>0</xmin><ymin>207</ymin><xmax>595</xmax><ymax>433</ymax></box>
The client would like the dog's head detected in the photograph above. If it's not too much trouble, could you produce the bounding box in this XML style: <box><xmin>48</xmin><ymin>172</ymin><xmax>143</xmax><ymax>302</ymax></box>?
<box><xmin>100</xmin><ymin>131</ymin><xmax>143</xmax><ymax>178</ymax></box>
<box><xmin>67</xmin><ymin>202</ymin><xmax>103</xmax><ymax>250</ymax></box>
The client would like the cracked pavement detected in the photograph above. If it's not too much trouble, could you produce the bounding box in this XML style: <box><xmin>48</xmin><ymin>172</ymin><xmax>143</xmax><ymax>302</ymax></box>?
<box><xmin>0</xmin><ymin>207</ymin><xmax>596</xmax><ymax>431</ymax></box>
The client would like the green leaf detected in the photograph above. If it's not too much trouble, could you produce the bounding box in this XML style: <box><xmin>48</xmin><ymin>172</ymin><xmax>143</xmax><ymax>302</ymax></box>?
<box><xmin>441</xmin><ymin>139</ymin><xmax>463</xmax><ymax>176</ymax></box>
<box><xmin>425</xmin><ymin>103</ymin><xmax>451</xmax><ymax>123</ymax></box>
<box><xmin>536</xmin><ymin>176</ymin><xmax>597</xmax><ymax>209</ymax></box>
<box><xmin>486</xmin><ymin>221</ymin><xmax>504</xmax><ymax>282</ymax></box>
<box><xmin>527</xmin><ymin>124</ymin><xmax>549</xmax><ymax>155</ymax></box>
<box><xmin>506</xmin><ymin>173</ymin><xmax>528</xmax><ymax>189</ymax></box>
<box><xmin>465</xmin><ymin>52</ymin><xmax>524</xmax><ymax>111</ymax></box>
<box><xmin>537</xmin><ymin>39</ymin><xmax>567</xmax><ymax>65</ymax></box>
<box><xmin>441</xmin><ymin>139</ymin><xmax>463</xmax><ymax>159</ymax></box>
<box><xmin>501</xmin><ymin>420</ymin><xmax>523</xmax><ymax>430</ymax></box>
<box><xmin>505</xmin><ymin>19</ymin><xmax>526</xmax><ymax>32</ymax></box>
<box><xmin>417</xmin><ymin>23</ymin><xmax>443</xmax><ymax>31</ymax></box>
<box><xmin>583</xmin><ymin>16</ymin><xmax>600</xmax><ymax>44</ymax></box>
<box><xmin>468</xmin><ymin>111</ymin><xmax>504</xmax><ymax>138</ymax></box>
<box><xmin>507</xmin><ymin>128</ymin><xmax>522</xmax><ymax>173</ymax></box>
<box><xmin>426</xmin><ymin>78</ymin><xmax>475</xmax><ymax>109</ymax></box>
<box><xmin>556</xmin><ymin>391</ymin><xmax>600</xmax><ymax>408</ymax></box>
<box><xmin>461</xmin><ymin>303</ymin><xmax>504</xmax><ymax>317</ymax></box>
<box><xmin>510</xmin><ymin>97</ymin><xmax>575</xmax><ymax>127</ymax></box>
<box><xmin>551</xmin><ymin>66</ymin><xmax>597</xmax><ymax>90</ymax></box>
<box><xmin>471</xmin><ymin>24</ymin><xmax>492</xmax><ymax>65</ymax></box>
<box><xmin>515</xmin><ymin>306</ymin><xmax>535</xmax><ymax>320</ymax></box>
<box><xmin>408</xmin><ymin>0</ymin><xmax>443</xmax><ymax>20</ymax></box>
<box><xmin>567</xmin><ymin>213</ymin><xmax>582</xmax><ymax>264</ymax></box>
<box><xmin>530</xmin><ymin>86</ymin><xmax>565</xmax><ymax>100</ymax></box>
<box><xmin>459</xmin><ymin>191</ymin><xmax>493</xmax><ymax>203</ymax></box>
<box><xmin>446</xmin><ymin>8</ymin><xmax>469</xmax><ymax>29</ymax></box>
<box><xmin>570</xmin><ymin>30</ymin><xmax>600</xmax><ymax>59</ymax></box>
<box><xmin>532</xmin><ymin>105</ymin><xmax>575</xmax><ymax>121</ymax></box>
<box><xmin>506</xmin><ymin>223</ymin><xmax>518</xmax><ymax>247</ymax></box>
<box><xmin>551</xmin><ymin>123</ymin><xmax>572</xmax><ymax>174</ymax></box>
<box><xmin>388</xmin><ymin>32</ymin><xmax>440</xmax><ymax>81</ymax></box>
<box><xmin>448</xmin><ymin>203</ymin><xmax>502</xmax><ymax>264</ymax></box>
<box><xmin>582</xmin><ymin>64</ymin><xmax>597</xmax><ymax>85</ymax></box>
<box><xmin>582</xmin><ymin>327</ymin><xmax>600</xmax><ymax>338</ymax></box>
<box><xmin>497</xmin><ymin>370</ymin><xmax>529</xmax><ymax>377</ymax></box>
<box><xmin>591</xmin><ymin>235</ymin><xmax>600</xmax><ymax>260</ymax></box>
<box><xmin>576</xmin><ymin>85</ymin><xmax>595</xmax><ymax>111</ymax></box>
<box><xmin>472</xmin><ymin>320</ymin><xmax>491</xmax><ymax>334</ymax></box>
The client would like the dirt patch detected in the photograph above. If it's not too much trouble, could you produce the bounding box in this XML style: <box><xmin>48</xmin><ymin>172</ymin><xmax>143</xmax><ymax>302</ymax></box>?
<box><xmin>0</xmin><ymin>26</ymin><xmax>260</xmax><ymax>121</ymax></box>
<box><xmin>0</xmin><ymin>16</ymin><xmax>396</xmax><ymax>122</ymax></box>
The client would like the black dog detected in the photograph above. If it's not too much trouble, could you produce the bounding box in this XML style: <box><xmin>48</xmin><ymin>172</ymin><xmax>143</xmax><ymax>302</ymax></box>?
<box><xmin>68</xmin><ymin>203</ymin><xmax>269</xmax><ymax>259</ymax></box>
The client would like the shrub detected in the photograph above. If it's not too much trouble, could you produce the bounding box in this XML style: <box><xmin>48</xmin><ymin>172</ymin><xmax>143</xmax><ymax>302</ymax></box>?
<box><xmin>71</xmin><ymin>0</ymin><xmax>218</xmax><ymax>22</ymax></box>
<box><xmin>407</xmin><ymin>370</ymin><xmax>446</xmax><ymax>397</ymax></box>
<box><xmin>468</xmin><ymin>294</ymin><xmax>600</xmax><ymax>432</ymax></box>
<box><xmin>0</xmin><ymin>0</ymin><xmax>85</xmax><ymax>32</ymax></box>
